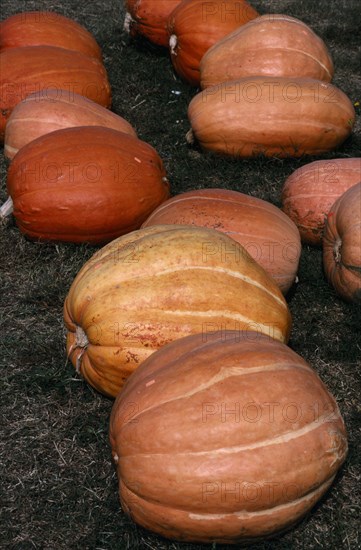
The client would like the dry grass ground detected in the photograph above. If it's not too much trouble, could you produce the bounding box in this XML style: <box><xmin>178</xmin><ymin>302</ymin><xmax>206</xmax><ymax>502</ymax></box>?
<box><xmin>0</xmin><ymin>1</ymin><xmax>360</xmax><ymax>549</ymax></box>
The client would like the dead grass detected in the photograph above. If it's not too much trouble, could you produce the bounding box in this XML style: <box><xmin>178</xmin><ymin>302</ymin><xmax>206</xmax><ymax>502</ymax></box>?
<box><xmin>0</xmin><ymin>1</ymin><xmax>360</xmax><ymax>549</ymax></box>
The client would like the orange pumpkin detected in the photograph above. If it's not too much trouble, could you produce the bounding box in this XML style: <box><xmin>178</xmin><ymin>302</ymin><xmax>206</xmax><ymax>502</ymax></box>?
<box><xmin>110</xmin><ymin>330</ymin><xmax>348</xmax><ymax>543</ymax></box>
<box><xmin>168</xmin><ymin>0</ymin><xmax>258</xmax><ymax>86</ymax></box>
<box><xmin>200</xmin><ymin>14</ymin><xmax>334</xmax><ymax>89</ymax></box>
<box><xmin>64</xmin><ymin>225</ymin><xmax>291</xmax><ymax>397</ymax></box>
<box><xmin>4</xmin><ymin>127</ymin><xmax>170</xmax><ymax>243</ymax></box>
<box><xmin>142</xmin><ymin>188</ymin><xmax>301</xmax><ymax>294</ymax></box>
<box><xmin>187</xmin><ymin>76</ymin><xmax>355</xmax><ymax>157</ymax></box>
<box><xmin>4</xmin><ymin>89</ymin><xmax>137</xmax><ymax>159</ymax></box>
<box><xmin>282</xmin><ymin>158</ymin><xmax>361</xmax><ymax>246</ymax></box>
<box><xmin>323</xmin><ymin>183</ymin><xmax>361</xmax><ymax>302</ymax></box>
<box><xmin>124</xmin><ymin>0</ymin><xmax>182</xmax><ymax>47</ymax></box>
<box><xmin>0</xmin><ymin>46</ymin><xmax>111</xmax><ymax>141</ymax></box>
<box><xmin>0</xmin><ymin>11</ymin><xmax>102</xmax><ymax>60</ymax></box>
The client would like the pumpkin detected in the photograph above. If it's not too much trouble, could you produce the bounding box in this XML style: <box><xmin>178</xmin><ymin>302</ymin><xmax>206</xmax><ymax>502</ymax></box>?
<box><xmin>323</xmin><ymin>183</ymin><xmax>361</xmax><ymax>303</ymax></box>
<box><xmin>3</xmin><ymin>126</ymin><xmax>170</xmax><ymax>243</ymax></box>
<box><xmin>168</xmin><ymin>0</ymin><xmax>258</xmax><ymax>86</ymax></box>
<box><xmin>4</xmin><ymin>89</ymin><xmax>137</xmax><ymax>160</ymax></box>
<box><xmin>142</xmin><ymin>188</ymin><xmax>301</xmax><ymax>294</ymax></box>
<box><xmin>109</xmin><ymin>329</ymin><xmax>348</xmax><ymax>543</ymax></box>
<box><xmin>0</xmin><ymin>11</ymin><xmax>102</xmax><ymax>60</ymax></box>
<box><xmin>282</xmin><ymin>158</ymin><xmax>361</xmax><ymax>246</ymax></box>
<box><xmin>64</xmin><ymin>225</ymin><xmax>291</xmax><ymax>397</ymax></box>
<box><xmin>0</xmin><ymin>46</ymin><xmax>111</xmax><ymax>141</ymax></box>
<box><xmin>124</xmin><ymin>0</ymin><xmax>182</xmax><ymax>47</ymax></box>
<box><xmin>200</xmin><ymin>14</ymin><xmax>334</xmax><ymax>89</ymax></box>
<box><xmin>187</xmin><ymin>76</ymin><xmax>355</xmax><ymax>157</ymax></box>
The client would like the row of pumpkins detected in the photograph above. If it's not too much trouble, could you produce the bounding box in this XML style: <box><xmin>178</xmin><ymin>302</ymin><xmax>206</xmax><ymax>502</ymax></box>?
<box><xmin>0</xmin><ymin>3</ymin><xmax>359</xmax><ymax>544</ymax></box>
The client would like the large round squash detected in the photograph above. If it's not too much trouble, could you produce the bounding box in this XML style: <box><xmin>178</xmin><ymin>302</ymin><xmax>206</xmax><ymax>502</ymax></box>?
<box><xmin>200</xmin><ymin>14</ymin><xmax>334</xmax><ymax>89</ymax></box>
<box><xmin>64</xmin><ymin>225</ymin><xmax>291</xmax><ymax>397</ymax></box>
<box><xmin>4</xmin><ymin>127</ymin><xmax>170</xmax><ymax>243</ymax></box>
<box><xmin>0</xmin><ymin>45</ymin><xmax>111</xmax><ymax>141</ymax></box>
<box><xmin>124</xmin><ymin>0</ymin><xmax>182</xmax><ymax>47</ymax></box>
<box><xmin>323</xmin><ymin>183</ymin><xmax>361</xmax><ymax>303</ymax></box>
<box><xmin>168</xmin><ymin>0</ymin><xmax>258</xmax><ymax>86</ymax></box>
<box><xmin>109</xmin><ymin>330</ymin><xmax>348</xmax><ymax>543</ymax></box>
<box><xmin>187</xmin><ymin>76</ymin><xmax>355</xmax><ymax>157</ymax></box>
<box><xmin>142</xmin><ymin>188</ymin><xmax>301</xmax><ymax>294</ymax></box>
<box><xmin>282</xmin><ymin>158</ymin><xmax>361</xmax><ymax>246</ymax></box>
<box><xmin>0</xmin><ymin>11</ymin><xmax>102</xmax><ymax>60</ymax></box>
<box><xmin>4</xmin><ymin>89</ymin><xmax>137</xmax><ymax>159</ymax></box>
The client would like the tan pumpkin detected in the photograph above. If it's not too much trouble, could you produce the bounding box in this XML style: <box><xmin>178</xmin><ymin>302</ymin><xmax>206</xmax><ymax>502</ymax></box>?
<box><xmin>0</xmin><ymin>45</ymin><xmax>111</xmax><ymax>141</ymax></box>
<box><xmin>323</xmin><ymin>183</ymin><xmax>361</xmax><ymax>303</ymax></box>
<box><xmin>187</xmin><ymin>76</ymin><xmax>355</xmax><ymax>158</ymax></box>
<box><xmin>109</xmin><ymin>329</ymin><xmax>348</xmax><ymax>543</ymax></box>
<box><xmin>0</xmin><ymin>11</ymin><xmax>102</xmax><ymax>60</ymax></box>
<box><xmin>200</xmin><ymin>14</ymin><xmax>334</xmax><ymax>89</ymax></box>
<box><xmin>142</xmin><ymin>188</ymin><xmax>301</xmax><ymax>294</ymax></box>
<box><xmin>3</xmin><ymin>127</ymin><xmax>170</xmax><ymax>244</ymax></box>
<box><xmin>4</xmin><ymin>89</ymin><xmax>136</xmax><ymax>159</ymax></box>
<box><xmin>124</xmin><ymin>0</ymin><xmax>182</xmax><ymax>47</ymax></box>
<box><xmin>64</xmin><ymin>225</ymin><xmax>292</xmax><ymax>397</ymax></box>
<box><xmin>168</xmin><ymin>0</ymin><xmax>258</xmax><ymax>86</ymax></box>
<box><xmin>282</xmin><ymin>158</ymin><xmax>361</xmax><ymax>246</ymax></box>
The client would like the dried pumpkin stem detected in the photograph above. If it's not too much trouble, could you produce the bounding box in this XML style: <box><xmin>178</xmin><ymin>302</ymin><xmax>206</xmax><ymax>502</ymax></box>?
<box><xmin>0</xmin><ymin>196</ymin><xmax>13</xmax><ymax>220</ymax></box>
<box><xmin>169</xmin><ymin>34</ymin><xmax>178</xmax><ymax>56</ymax></box>
<box><xmin>333</xmin><ymin>237</ymin><xmax>342</xmax><ymax>264</ymax></box>
<box><xmin>123</xmin><ymin>12</ymin><xmax>134</xmax><ymax>33</ymax></box>
<box><xmin>186</xmin><ymin>128</ymin><xmax>194</xmax><ymax>144</ymax></box>
<box><xmin>67</xmin><ymin>326</ymin><xmax>89</xmax><ymax>373</ymax></box>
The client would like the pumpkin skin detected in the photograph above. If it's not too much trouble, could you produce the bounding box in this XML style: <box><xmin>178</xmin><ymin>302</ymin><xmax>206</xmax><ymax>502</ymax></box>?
<box><xmin>282</xmin><ymin>158</ymin><xmax>361</xmax><ymax>246</ymax></box>
<box><xmin>0</xmin><ymin>46</ymin><xmax>111</xmax><ymax>141</ymax></box>
<box><xmin>109</xmin><ymin>330</ymin><xmax>348</xmax><ymax>543</ymax></box>
<box><xmin>64</xmin><ymin>225</ymin><xmax>291</xmax><ymax>397</ymax></box>
<box><xmin>142</xmin><ymin>188</ymin><xmax>301</xmax><ymax>294</ymax></box>
<box><xmin>0</xmin><ymin>11</ymin><xmax>102</xmax><ymax>60</ymax></box>
<box><xmin>6</xmin><ymin>126</ymin><xmax>170</xmax><ymax>244</ymax></box>
<box><xmin>200</xmin><ymin>14</ymin><xmax>334</xmax><ymax>89</ymax></box>
<box><xmin>124</xmin><ymin>0</ymin><xmax>182</xmax><ymax>47</ymax></box>
<box><xmin>187</xmin><ymin>76</ymin><xmax>355</xmax><ymax>158</ymax></box>
<box><xmin>323</xmin><ymin>183</ymin><xmax>361</xmax><ymax>303</ymax></box>
<box><xmin>4</xmin><ymin>89</ymin><xmax>137</xmax><ymax>159</ymax></box>
<box><xmin>168</xmin><ymin>0</ymin><xmax>259</xmax><ymax>86</ymax></box>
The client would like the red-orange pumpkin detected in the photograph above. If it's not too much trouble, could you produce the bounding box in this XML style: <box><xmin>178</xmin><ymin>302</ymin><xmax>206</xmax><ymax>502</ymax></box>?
<box><xmin>0</xmin><ymin>46</ymin><xmax>111</xmax><ymax>141</ymax></box>
<box><xmin>323</xmin><ymin>183</ymin><xmax>361</xmax><ymax>303</ymax></box>
<box><xmin>187</xmin><ymin>76</ymin><xmax>355</xmax><ymax>157</ymax></box>
<box><xmin>200</xmin><ymin>14</ymin><xmax>334</xmax><ymax>89</ymax></box>
<box><xmin>124</xmin><ymin>0</ymin><xmax>182</xmax><ymax>47</ymax></box>
<box><xmin>4</xmin><ymin>126</ymin><xmax>170</xmax><ymax>243</ymax></box>
<box><xmin>64</xmin><ymin>225</ymin><xmax>291</xmax><ymax>397</ymax></box>
<box><xmin>109</xmin><ymin>330</ymin><xmax>348</xmax><ymax>543</ymax></box>
<box><xmin>4</xmin><ymin>89</ymin><xmax>137</xmax><ymax>159</ymax></box>
<box><xmin>282</xmin><ymin>158</ymin><xmax>361</xmax><ymax>246</ymax></box>
<box><xmin>168</xmin><ymin>0</ymin><xmax>259</xmax><ymax>86</ymax></box>
<box><xmin>0</xmin><ymin>11</ymin><xmax>102</xmax><ymax>60</ymax></box>
<box><xmin>142</xmin><ymin>188</ymin><xmax>301</xmax><ymax>294</ymax></box>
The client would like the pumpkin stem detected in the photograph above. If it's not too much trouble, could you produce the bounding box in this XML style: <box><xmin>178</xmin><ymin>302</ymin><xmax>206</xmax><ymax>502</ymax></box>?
<box><xmin>123</xmin><ymin>12</ymin><xmax>134</xmax><ymax>33</ymax></box>
<box><xmin>186</xmin><ymin>128</ymin><xmax>194</xmax><ymax>144</ymax></box>
<box><xmin>169</xmin><ymin>34</ymin><xmax>178</xmax><ymax>56</ymax></box>
<box><xmin>333</xmin><ymin>237</ymin><xmax>342</xmax><ymax>264</ymax></box>
<box><xmin>67</xmin><ymin>326</ymin><xmax>89</xmax><ymax>373</ymax></box>
<box><xmin>0</xmin><ymin>196</ymin><xmax>13</xmax><ymax>220</ymax></box>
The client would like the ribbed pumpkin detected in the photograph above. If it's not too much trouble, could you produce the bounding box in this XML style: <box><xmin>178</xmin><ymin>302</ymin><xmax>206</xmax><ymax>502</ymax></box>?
<box><xmin>124</xmin><ymin>0</ymin><xmax>182</xmax><ymax>47</ymax></box>
<box><xmin>4</xmin><ymin>89</ymin><xmax>137</xmax><ymax>159</ymax></box>
<box><xmin>4</xmin><ymin>127</ymin><xmax>170</xmax><ymax>243</ymax></box>
<box><xmin>142</xmin><ymin>188</ymin><xmax>301</xmax><ymax>294</ymax></box>
<box><xmin>200</xmin><ymin>14</ymin><xmax>334</xmax><ymax>89</ymax></box>
<box><xmin>187</xmin><ymin>76</ymin><xmax>355</xmax><ymax>157</ymax></box>
<box><xmin>64</xmin><ymin>225</ymin><xmax>291</xmax><ymax>397</ymax></box>
<box><xmin>282</xmin><ymin>158</ymin><xmax>361</xmax><ymax>246</ymax></box>
<box><xmin>109</xmin><ymin>330</ymin><xmax>348</xmax><ymax>543</ymax></box>
<box><xmin>0</xmin><ymin>46</ymin><xmax>111</xmax><ymax>141</ymax></box>
<box><xmin>168</xmin><ymin>0</ymin><xmax>258</xmax><ymax>86</ymax></box>
<box><xmin>323</xmin><ymin>183</ymin><xmax>361</xmax><ymax>303</ymax></box>
<box><xmin>0</xmin><ymin>11</ymin><xmax>102</xmax><ymax>60</ymax></box>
